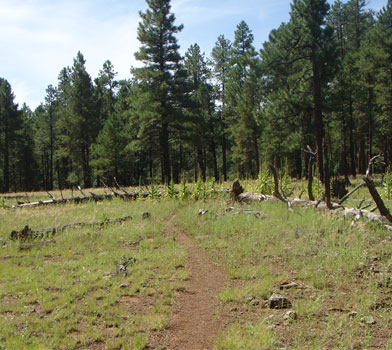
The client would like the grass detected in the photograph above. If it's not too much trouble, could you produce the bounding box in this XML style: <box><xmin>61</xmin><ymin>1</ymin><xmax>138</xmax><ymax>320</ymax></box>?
<box><xmin>0</xmin><ymin>199</ymin><xmax>186</xmax><ymax>350</ymax></box>
<box><xmin>176</xmin><ymin>199</ymin><xmax>392</xmax><ymax>349</ymax></box>
<box><xmin>1</xmin><ymin>184</ymin><xmax>392</xmax><ymax>349</ymax></box>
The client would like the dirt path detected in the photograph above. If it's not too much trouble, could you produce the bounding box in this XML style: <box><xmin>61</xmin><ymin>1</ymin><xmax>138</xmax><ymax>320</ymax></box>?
<box><xmin>149</xmin><ymin>217</ymin><xmax>226</xmax><ymax>350</ymax></box>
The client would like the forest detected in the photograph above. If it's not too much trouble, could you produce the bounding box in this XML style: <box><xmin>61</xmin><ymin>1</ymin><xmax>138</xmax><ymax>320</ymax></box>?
<box><xmin>1</xmin><ymin>0</ymin><xmax>392</xmax><ymax>193</ymax></box>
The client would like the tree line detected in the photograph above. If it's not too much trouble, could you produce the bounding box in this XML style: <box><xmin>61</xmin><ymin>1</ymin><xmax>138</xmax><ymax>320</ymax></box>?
<box><xmin>1</xmin><ymin>0</ymin><xmax>392</xmax><ymax>193</ymax></box>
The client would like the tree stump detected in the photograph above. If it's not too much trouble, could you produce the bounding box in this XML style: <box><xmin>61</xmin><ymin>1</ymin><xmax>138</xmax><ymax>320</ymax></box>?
<box><xmin>332</xmin><ymin>178</ymin><xmax>348</xmax><ymax>199</ymax></box>
<box><xmin>231</xmin><ymin>180</ymin><xmax>244</xmax><ymax>201</ymax></box>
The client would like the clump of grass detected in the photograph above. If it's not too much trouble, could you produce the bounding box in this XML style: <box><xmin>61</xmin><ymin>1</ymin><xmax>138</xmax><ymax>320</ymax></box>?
<box><xmin>215</xmin><ymin>321</ymin><xmax>276</xmax><ymax>350</ymax></box>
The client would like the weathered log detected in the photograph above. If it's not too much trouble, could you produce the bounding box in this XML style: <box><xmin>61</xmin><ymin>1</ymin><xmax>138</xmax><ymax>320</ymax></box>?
<box><xmin>6</xmin><ymin>192</ymin><xmax>138</xmax><ymax>209</ymax></box>
<box><xmin>10</xmin><ymin>215</ymin><xmax>132</xmax><ymax>241</ymax></box>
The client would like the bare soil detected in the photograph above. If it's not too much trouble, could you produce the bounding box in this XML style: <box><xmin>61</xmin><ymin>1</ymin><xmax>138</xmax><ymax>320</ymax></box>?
<box><xmin>149</xmin><ymin>216</ymin><xmax>226</xmax><ymax>350</ymax></box>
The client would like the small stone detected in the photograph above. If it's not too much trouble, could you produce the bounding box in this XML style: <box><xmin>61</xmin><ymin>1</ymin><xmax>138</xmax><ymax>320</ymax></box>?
<box><xmin>118</xmin><ymin>283</ymin><xmax>130</xmax><ymax>289</ymax></box>
<box><xmin>284</xmin><ymin>310</ymin><xmax>298</xmax><ymax>321</ymax></box>
<box><xmin>198</xmin><ymin>209</ymin><xmax>208</xmax><ymax>216</ymax></box>
<box><xmin>360</xmin><ymin>316</ymin><xmax>376</xmax><ymax>325</ymax></box>
<box><xmin>280</xmin><ymin>282</ymin><xmax>298</xmax><ymax>290</ymax></box>
<box><xmin>348</xmin><ymin>311</ymin><xmax>358</xmax><ymax>318</ymax></box>
<box><xmin>142</xmin><ymin>211</ymin><xmax>151</xmax><ymax>219</ymax></box>
<box><xmin>246</xmin><ymin>296</ymin><xmax>255</xmax><ymax>303</ymax></box>
<box><xmin>250</xmin><ymin>299</ymin><xmax>260</xmax><ymax>306</ymax></box>
<box><xmin>269</xmin><ymin>294</ymin><xmax>292</xmax><ymax>309</ymax></box>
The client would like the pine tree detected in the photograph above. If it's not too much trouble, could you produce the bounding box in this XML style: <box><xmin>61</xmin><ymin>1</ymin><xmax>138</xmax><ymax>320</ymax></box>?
<box><xmin>211</xmin><ymin>35</ymin><xmax>232</xmax><ymax>180</ymax></box>
<box><xmin>132</xmin><ymin>0</ymin><xmax>184</xmax><ymax>183</ymax></box>
<box><xmin>226</xmin><ymin>21</ymin><xmax>261</xmax><ymax>177</ymax></box>
<box><xmin>0</xmin><ymin>78</ymin><xmax>19</xmax><ymax>192</ymax></box>
<box><xmin>184</xmin><ymin>43</ymin><xmax>217</xmax><ymax>181</ymax></box>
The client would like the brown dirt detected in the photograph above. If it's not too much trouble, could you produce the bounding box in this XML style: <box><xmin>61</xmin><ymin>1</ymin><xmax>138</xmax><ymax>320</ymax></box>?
<box><xmin>149</xmin><ymin>216</ymin><xmax>226</xmax><ymax>350</ymax></box>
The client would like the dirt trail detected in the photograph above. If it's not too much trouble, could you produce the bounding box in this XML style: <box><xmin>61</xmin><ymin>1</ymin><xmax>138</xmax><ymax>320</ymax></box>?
<box><xmin>149</xmin><ymin>217</ymin><xmax>226</xmax><ymax>350</ymax></box>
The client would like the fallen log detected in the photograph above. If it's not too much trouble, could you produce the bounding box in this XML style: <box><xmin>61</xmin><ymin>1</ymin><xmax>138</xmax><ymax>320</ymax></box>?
<box><xmin>10</xmin><ymin>215</ymin><xmax>132</xmax><ymax>241</ymax></box>
<box><xmin>5</xmin><ymin>192</ymin><xmax>139</xmax><ymax>209</ymax></box>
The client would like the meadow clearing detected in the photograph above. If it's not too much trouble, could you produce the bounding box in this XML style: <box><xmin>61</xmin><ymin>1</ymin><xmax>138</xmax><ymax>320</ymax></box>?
<box><xmin>1</xmin><ymin>179</ymin><xmax>392</xmax><ymax>349</ymax></box>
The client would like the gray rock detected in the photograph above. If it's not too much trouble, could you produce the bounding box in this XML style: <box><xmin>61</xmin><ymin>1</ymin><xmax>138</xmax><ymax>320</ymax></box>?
<box><xmin>360</xmin><ymin>316</ymin><xmax>376</xmax><ymax>325</ymax></box>
<box><xmin>142</xmin><ymin>211</ymin><xmax>151</xmax><ymax>219</ymax></box>
<box><xmin>348</xmin><ymin>311</ymin><xmax>358</xmax><ymax>318</ymax></box>
<box><xmin>198</xmin><ymin>209</ymin><xmax>208</xmax><ymax>216</ymax></box>
<box><xmin>280</xmin><ymin>282</ymin><xmax>298</xmax><ymax>290</ymax></box>
<box><xmin>250</xmin><ymin>299</ymin><xmax>260</xmax><ymax>306</ymax></box>
<box><xmin>269</xmin><ymin>294</ymin><xmax>292</xmax><ymax>309</ymax></box>
<box><xmin>284</xmin><ymin>310</ymin><xmax>298</xmax><ymax>321</ymax></box>
<box><xmin>118</xmin><ymin>283</ymin><xmax>130</xmax><ymax>289</ymax></box>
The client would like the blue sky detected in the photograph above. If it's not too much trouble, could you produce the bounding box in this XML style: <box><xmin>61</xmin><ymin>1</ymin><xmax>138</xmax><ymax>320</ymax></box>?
<box><xmin>0</xmin><ymin>0</ymin><xmax>387</xmax><ymax>110</ymax></box>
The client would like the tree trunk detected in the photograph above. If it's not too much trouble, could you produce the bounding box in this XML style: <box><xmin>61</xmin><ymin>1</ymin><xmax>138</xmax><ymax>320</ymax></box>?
<box><xmin>222</xmin><ymin>132</ymin><xmax>227</xmax><ymax>181</ymax></box>
<box><xmin>160</xmin><ymin>122</ymin><xmax>171</xmax><ymax>184</ymax></box>
<box><xmin>312</xmin><ymin>53</ymin><xmax>324</xmax><ymax>183</ymax></box>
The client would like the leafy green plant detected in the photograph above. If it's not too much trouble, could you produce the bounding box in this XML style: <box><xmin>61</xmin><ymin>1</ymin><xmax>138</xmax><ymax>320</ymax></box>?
<box><xmin>178</xmin><ymin>179</ymin><xmax>190</xmax><ymax>201</ymax></box>
<box><xmin>312</xmin><ymin>178</ymin><xmax>323</xmax><ymax>199</ymax></box>
<box><xmin>164</xmin><ymin>179</ymin><xmax>177</xmax><ymax>199</ymax></box>
<box><xmin>147</xmin><ymin>182</ymin><xmax>159</xmax><ymax>200</ymax></box>
<box><xmin>191</xmin><ymin>177</ymin><xmax>206</xmax><ymax>200</ymax></box>
<box><xmin>279</xmin><ymin>172</ymin><xmax>291</xmax><ymax>196</ymax></box>
<box><xmin>257</xmin><ymin>171</ymin><xmax>273</xmax><ymax>195</ymax></box>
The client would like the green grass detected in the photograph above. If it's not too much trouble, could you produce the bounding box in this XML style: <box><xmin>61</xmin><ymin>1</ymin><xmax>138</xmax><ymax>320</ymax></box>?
<box><xmin>1</xmin><ymin>191</ymin><xmax>392</xmax><ymax>349</ymax></box>
<box><xmin>0</xmin><ymin>199</ymin><xmax>186</xmax><ymax>350</ymax></box>
<box><xmin>176</xmin><ymin>199</ymin><xmax>392</xmax><ymax>349</ymax></box>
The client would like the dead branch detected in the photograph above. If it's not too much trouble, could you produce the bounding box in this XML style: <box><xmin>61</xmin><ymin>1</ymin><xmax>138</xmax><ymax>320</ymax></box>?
<box><xmin>268</xmin><ymin>164</ymin><xmax>286</xmax><ymax>202</ymax></box>
<box><xmin>46</xmin><ymin>191</ymin><xmax>54</xmax><ymax>200</ymax></box>
<box><xmin>10</xmin><ymin>215</ymin><xmax>132</xmax><ymax>241</ymax></box>
<box><xmin>362</xmin><ymin>176</ymin><xmax>392</xmax><ymax>223</ymax></box>
<box><xmin>338</xmin><ymin>183</ymin><xmax>366</xmax><ymax>205</ymax></box>
<box><xmin>78</xmin><ymin>186</ymin><xmax>87</xmax><ymax>197</ymax></box>
<box><xmin>114</xmin><ymin>177</ymin><xmax>130</xmax><ymax>195</ymax></box>
<box><xmin>362</xmin><ymin>154</ymin><xmax>392</xmax><ymax>223</ymax></box>
<box><xmin>366</xmin><ymin>154</ymin><xmax>382</xmax><ymax>177</ymax></box>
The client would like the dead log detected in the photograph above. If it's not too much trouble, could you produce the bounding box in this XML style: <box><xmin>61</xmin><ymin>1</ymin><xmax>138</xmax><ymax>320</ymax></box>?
<box><xmin>10</xmin><ymin>215</ymin><xmax>132</xmax><ymax>241</ymax></box>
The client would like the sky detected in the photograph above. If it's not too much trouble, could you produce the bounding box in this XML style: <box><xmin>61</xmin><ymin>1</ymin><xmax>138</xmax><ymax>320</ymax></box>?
<box><xmin>0</xmin><ymin>0</ymin><xmax>388</xmax><ymax>110</ymax></box>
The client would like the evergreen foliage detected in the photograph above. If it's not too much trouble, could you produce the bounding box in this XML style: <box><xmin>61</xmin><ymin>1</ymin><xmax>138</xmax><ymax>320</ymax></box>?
<box><xmin>1</xmin><ymin>0</ymin><xmax>391</xmax><ymax>192</ymax></box>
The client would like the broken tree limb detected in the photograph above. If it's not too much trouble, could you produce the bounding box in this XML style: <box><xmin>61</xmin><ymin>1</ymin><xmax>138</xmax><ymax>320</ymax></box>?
<box><xmin>114</xmin><ymin>177</ymin><xmax>130</xmax><ymax>195</ymax></box>
<box><xmin>10</xmin><ymin>215</ymin><xmax>132</xmax><ymax>241</ymax></box>
<box><xmin>78</xmin><ymin>186</ymin><xmax>87</xmax><ymax>197</ymax></box>
<box><xmin>366</xmin><ymin>154</ymin><xmax>383</xmax><ymax>178</ymax></box>
<box><xmin>268</xmin><ymin>164</ymin><xmax>286</xmax><ymax>202</ymax></box>
<box><xmin>362</xmin><ymin>176</ymin><xmax>392</xmax><ymax>223</ymax></box>
<box><xmin>338</xmin><ymin>183</ymin><xmax>366</xmax><ymax>205</ymax></box>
